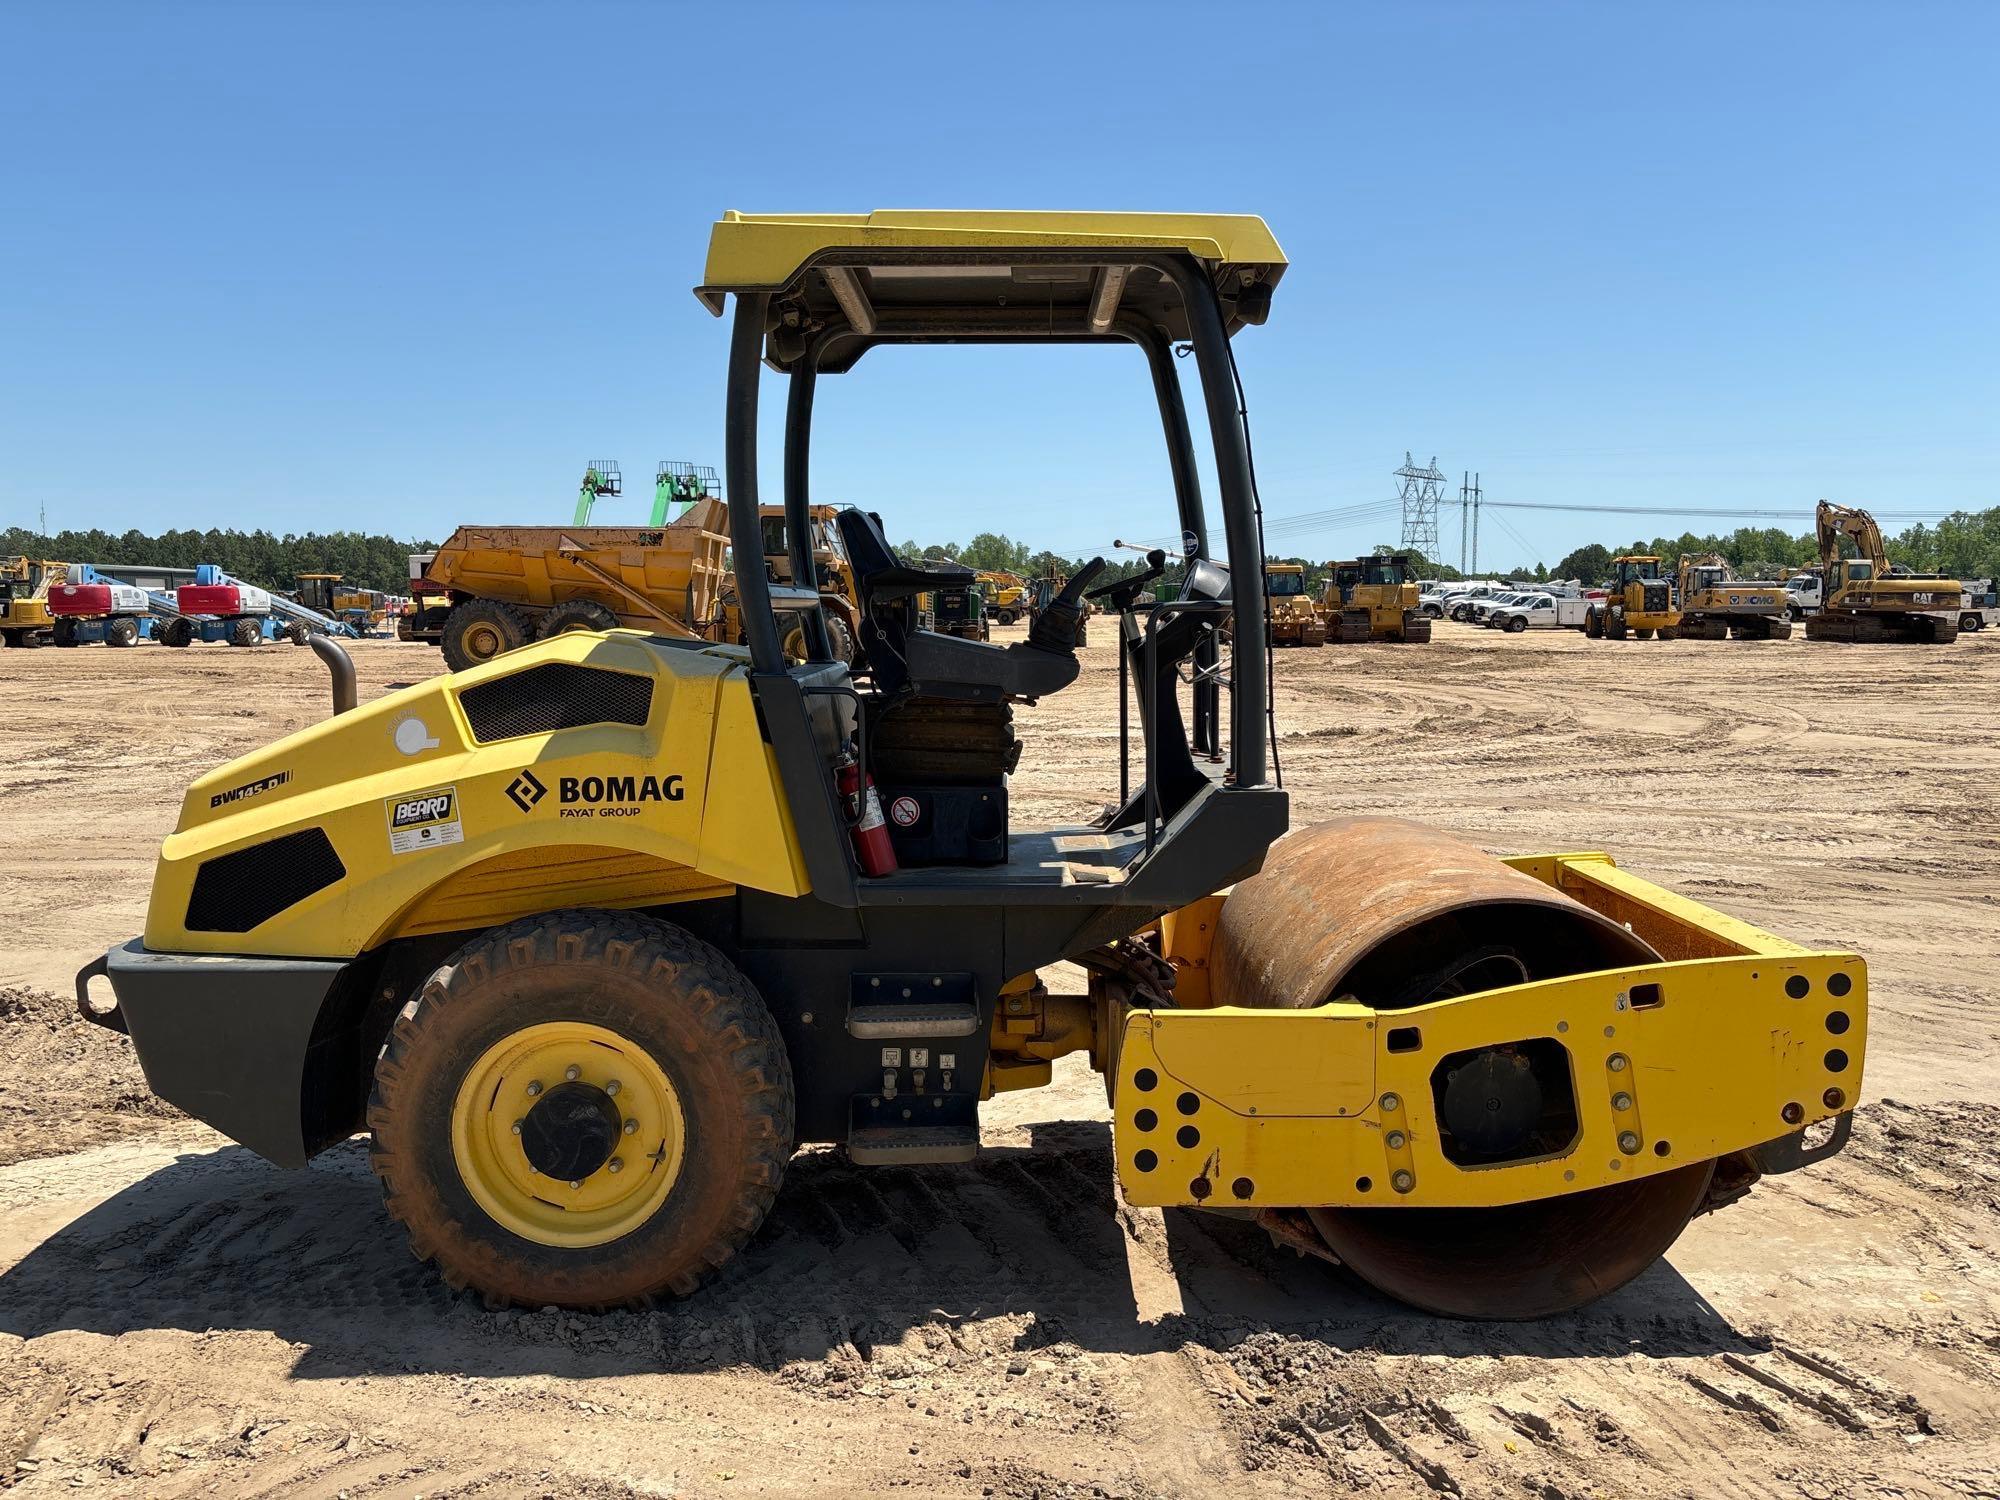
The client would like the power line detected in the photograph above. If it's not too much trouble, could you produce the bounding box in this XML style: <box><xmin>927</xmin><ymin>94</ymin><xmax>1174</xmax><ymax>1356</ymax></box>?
<box><xmin>1480</xmin><ymin>500</ymin><xmax>1949</xmax><ymax>521</ymax></box>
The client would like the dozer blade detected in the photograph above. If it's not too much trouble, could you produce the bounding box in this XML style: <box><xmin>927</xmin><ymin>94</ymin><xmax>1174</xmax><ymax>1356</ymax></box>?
<box><xmin>1125</xmin><ymin>817</ymin><xmax>1862</xmax><ymax>1321</ymax></box>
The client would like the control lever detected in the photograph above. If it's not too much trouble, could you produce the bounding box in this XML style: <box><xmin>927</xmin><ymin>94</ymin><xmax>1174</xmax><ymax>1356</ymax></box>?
<box><xmin>1027</xmin><ymin>557</ymin><xmax>1105</xmax><ymax>654</ymax></box>
<box><xmin>1089</xmin><ymin>549</ymin><xmax>1166</xmax><ymax>612</ymax></box>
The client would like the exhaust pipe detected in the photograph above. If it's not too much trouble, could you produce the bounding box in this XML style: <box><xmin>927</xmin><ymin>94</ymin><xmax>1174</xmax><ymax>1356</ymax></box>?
<box><xmin>308</xmin><ymin>633</ymin><xmax>357</xmax><ymax>716</ymax></box>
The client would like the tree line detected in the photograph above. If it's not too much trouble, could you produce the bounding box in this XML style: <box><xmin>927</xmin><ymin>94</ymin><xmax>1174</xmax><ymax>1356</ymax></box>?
<box><xmin>1</xmin><ymin>526</ymin><xmax>435</xmax><ymax>594</ymax></box>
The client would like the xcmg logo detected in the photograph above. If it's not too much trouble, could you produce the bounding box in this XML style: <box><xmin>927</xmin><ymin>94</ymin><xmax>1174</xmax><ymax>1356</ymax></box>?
<box><xmin>505</xmin><ymin>769</ymin><xmax>684</xmax><ymax>818</ymax></box>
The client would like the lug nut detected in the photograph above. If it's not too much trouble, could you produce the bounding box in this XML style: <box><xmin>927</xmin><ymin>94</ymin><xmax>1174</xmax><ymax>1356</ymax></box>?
<box><xmin>511</xmin><ymin>1120</ymin><xmax>523</xmax><ymax>1135</ymax></box>
<box><xmin>1392</xmin><ymin>1170</ymin><xmax>1415</xmax><ymax>1193</ymax></box>
<box><xmin>1618</xmin><ymin>1131</ymin><xmax>1641</xmax><ymax>1153</ymax></box>
<box><xmin>568</xmin><ymin>1179</ymin><xmax>582</xmax><ymax>1190</ymax></box>
<box><xmin>605</xmin><ymin>1080</ymin><xmax>621</xmax><ymax>1097</ymax></box>
<box><xmin>525</xmin><ymin>1080</ymin><xmax>543</xmax><ymax>1097</ymax></box>
<box><xmin>1385</xmin><ymin>1130</ymin><xmax>1407</xmax><ymax>1150</ymax></box>
<box><xmin>1380</xmin><ymin>1093</ymin><xmax>1401</xmax><ymax>1112</ymax></box>
<box><xmin>623</xmin><ymin>1118</ymin><xmax>639</xmax><ymax>1135</ymax></box>
<box><xmin>1612</xmin><ymin>1092</ymin><xmax>1633</xmax><ymax>1111</ymax></box>
<box><xmin>1607</xmin><ymin>1054</ymin><xmax>1629</xmax><ymax>1073</ymax></box>
<box><xmin>607</xmin><ymin>1157</ymin><xmax>623</xmax><ymax>1174</ymax></box>
<box><xmin>564</xmin><ymin>1064</ymin><xmax>582</xmax><ymax>1082</ymax></box>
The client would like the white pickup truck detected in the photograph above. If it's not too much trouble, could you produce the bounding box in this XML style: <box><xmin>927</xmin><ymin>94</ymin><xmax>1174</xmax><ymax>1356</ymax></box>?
<box><xmin>1487</xmin><ymin>595</ymin><xmax>1592</xmax><ymax>632</ymax></box>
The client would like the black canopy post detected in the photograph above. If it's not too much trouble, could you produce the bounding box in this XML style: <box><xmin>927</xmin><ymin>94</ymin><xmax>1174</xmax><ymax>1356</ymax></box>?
<box><xmin>725</xmin><ymin>293</ymin><xmax>784</xmax><ymax>672</ymax></box>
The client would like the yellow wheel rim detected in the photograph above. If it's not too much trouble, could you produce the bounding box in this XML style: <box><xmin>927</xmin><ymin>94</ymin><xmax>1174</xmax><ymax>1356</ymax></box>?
<box><xmin>463</xmin><ymin>623</ymin><xmax>503</xmax><ymax>659</ymax></box>
<box><xmin>450</xmin><ymin>1021</ymin><xmax>686</xmax><ymax>1248</ymax></box>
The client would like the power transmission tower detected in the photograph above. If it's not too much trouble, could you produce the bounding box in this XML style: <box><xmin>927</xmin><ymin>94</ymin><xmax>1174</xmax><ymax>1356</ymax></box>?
<box><xmin>1395</xmin><ymin>453</ymin><xmax>1447</xmax><ymax>563</ymax></box>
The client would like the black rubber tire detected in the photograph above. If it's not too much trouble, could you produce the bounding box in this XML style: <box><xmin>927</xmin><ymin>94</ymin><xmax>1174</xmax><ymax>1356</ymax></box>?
<box><xmin>104</xmin><ymin>615</ymin><xmax>140</xmax><ymax>648</ymax></box>
<box><xmin>287</xmin><ymin>620</ymin><xmax>312</xmax><ymax>645</ymax></box>
<box><xmin>1506</xmin><ymin>614</ymin><xmax>1528</xmax><ymax>633</ymax></box>
<box><xmin>537</xmin><ymin>599</ymin><xmax>620</xmax><ymax>640</ymax></box>
<box><xmin>367</xmin><ymin>909</ymin><xmax>795</xmax><ymax>1310</ymax></box>
<box><xmin>442</xmin><ymin>597</ymin><xmax>530</xmax><ymax>671</ymax></box>
<box><xmin>158</xmin><ymin>617</ymin><xmax>194</xmax><ymax>648</ymax></box>
<box><xmin>996</xmin><ymin>608</ymin><xmax>1017</xmax><ymax>627</ymax></box>
<box><xmin>1584</xmin><ymin>609</ymin><xmax>1603</xmax><ymax>639</ymax></box>
<box><xmin>823</xmin><ymin>611</ymin><xmax>856</xmax><ymax>665</ymax></box>
<box><xmin>1656</xmin><ymin>625</ymin><xmax>1679</xmax><ymax>641</ymax></box>
<box><xmin>52</xmin><ymin>618</ymin><xmax>79</xmax><ymax>647</ymax></box>
<box><xmin>228</xmin><ymin>617</ymin><xmax>261</xmax><ymax>648</ymax></box>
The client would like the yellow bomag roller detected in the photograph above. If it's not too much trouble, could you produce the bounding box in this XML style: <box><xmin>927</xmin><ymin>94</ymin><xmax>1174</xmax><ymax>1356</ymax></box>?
<box><xmin>77</xmin><ymin>213</ymin><xmax>1865</xmax><ymax>1319</ymax></box>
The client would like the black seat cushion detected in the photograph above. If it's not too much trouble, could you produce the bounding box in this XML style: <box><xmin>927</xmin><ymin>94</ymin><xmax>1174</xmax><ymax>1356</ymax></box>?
<box><xmin>836</xmin><ymin>507</ymin><xmax>1081</xmax><ymax>704</ymax></box>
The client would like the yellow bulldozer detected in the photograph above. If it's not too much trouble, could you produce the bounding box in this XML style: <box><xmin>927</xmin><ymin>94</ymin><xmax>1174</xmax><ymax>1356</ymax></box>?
<box><xmin>1584</xmin><ymin>555</ymin><xmax>1682</xmax><ymax>640</ymax></box>
<box><xmin>1264</xmin><ymin>561</ymin><xmax>1326</xmax><ymax>645</ymax></box>
<box><xmin>77</xmin><ymin>211</ymin><xmax>1863</xmax><ymax>1321</ymax></box>
<box><xmin>1804</xmin><ymin>500</ymin><xmax>1960</xmax><ymax>645</ymax></box>
<box><xmin>1320</xmin><ymin>554</ymin><xmax>1431</xmax><ymax>642</ymax></box>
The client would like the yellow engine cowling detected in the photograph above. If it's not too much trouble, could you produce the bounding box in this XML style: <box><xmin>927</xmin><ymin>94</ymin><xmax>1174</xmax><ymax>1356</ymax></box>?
<box><xmin>143</xmin><ymin>631</ymin><xmax>809</xmax><ymax>958</ymax></box>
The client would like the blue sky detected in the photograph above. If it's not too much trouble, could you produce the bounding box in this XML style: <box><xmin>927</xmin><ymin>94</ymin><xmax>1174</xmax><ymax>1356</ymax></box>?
<box><xmin>2</xmin><ymin>1</ymin><xmax>1993</xmax><ymax>570</ymax></box>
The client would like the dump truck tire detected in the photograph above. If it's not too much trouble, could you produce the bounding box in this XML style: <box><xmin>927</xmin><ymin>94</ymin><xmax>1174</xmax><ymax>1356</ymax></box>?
<box><xmin>537</xmin><ymin>600</ymin><xmax>619</xmax><ymax>639</ymax></box>
<box><xmin>367</xmin><ymin>909</ymin><xmax>795</xmax><ymax>1310</ymax></box>
<box><xmin>443</xmin><ymin>598</ymin><xmax>530</xmax><ymax>670</ymax></box>
<box><xmin>824</xmin><ymin>611</ymin><xmax>856</xmax><ymax>665</ymax></box>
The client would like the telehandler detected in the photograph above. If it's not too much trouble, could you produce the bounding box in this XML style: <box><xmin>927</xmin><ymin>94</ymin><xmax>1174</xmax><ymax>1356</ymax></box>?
<box><xmin>78</xmin><ymin>212</ymin><xmax>1864</xmax><ymax>1320</ymax></box>
<box><xmin>1584</xmin><ymin>555</ymin><xmax>1682</xmax><ymax>640</ymax></box>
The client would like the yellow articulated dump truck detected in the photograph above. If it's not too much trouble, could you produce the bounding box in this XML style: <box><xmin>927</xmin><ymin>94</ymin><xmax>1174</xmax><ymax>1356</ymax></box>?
<box><xmin>78</xmin><ymin>211</ymin><xmax>1863</xmax><ymax>1319</ymax></box>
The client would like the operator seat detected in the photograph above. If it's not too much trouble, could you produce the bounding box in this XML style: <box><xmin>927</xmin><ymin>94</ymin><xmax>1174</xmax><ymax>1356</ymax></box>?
<box><xmin>834</xmin><ymin>508</ymin><xmax>1093</xmax><ymax>703</ymax></box>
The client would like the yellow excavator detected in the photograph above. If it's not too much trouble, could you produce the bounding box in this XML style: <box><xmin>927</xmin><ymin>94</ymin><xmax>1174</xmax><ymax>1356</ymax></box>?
<box><xmin>976</xmin><ymin>570</ymin><xmax>1029</xmax><ymax>625</ymax></box>
<box><xmin>77</xmin><ymin>211</ymin><xmax>1862</xmax><ymax>1321</ymax></box>
<box><xmin>1804</xmin><ymin>500</ymin><xmax>1959</xmax><ymax>644</ymax></box>
<box><xmin>1</xmin><ymin>557</ymin><xmax>66</xmax><ymax>648</ymax></box>
<box><xmin>1674</xmin><ymin>555</ymin><xmax>1792</xmax><ymax>640</ymax></box>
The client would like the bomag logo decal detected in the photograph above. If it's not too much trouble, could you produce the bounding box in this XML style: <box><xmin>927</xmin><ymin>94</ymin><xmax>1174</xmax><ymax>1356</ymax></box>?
<box><xmin>505</xmin><ymin>769</ymin><xmax>686</xmax><ymax>818</ymax></box>
<box><xmin>555</xmin><ymin>773</ymin><xmax>685</xmax><ymax>819</ymax></box>
<box><xmin>211</xmin><ymin>770</ymin><xmax>292</xmax><ymax>809</ymax></box>
<box><xmin>385</xmin><ymin>784</ymin><xmax>464</xmax><ymax>854</ymax></box>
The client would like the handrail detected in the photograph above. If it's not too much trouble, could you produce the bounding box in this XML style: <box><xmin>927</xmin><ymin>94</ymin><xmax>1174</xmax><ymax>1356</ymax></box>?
<box><xmin>1139</xmin><ymin>598</ymin><xmax>1232</xmax><ymax>858</ymax></box>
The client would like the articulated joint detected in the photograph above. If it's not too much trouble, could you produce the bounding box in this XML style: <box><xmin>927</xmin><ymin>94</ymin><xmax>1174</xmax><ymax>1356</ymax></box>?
<box><xmin>982</xmin><ymin>975</ymin><xmax>1096</xmax><ymax>1096</ymax></box>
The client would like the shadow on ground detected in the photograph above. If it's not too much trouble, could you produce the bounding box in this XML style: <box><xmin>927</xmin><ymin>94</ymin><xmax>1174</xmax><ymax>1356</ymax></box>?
<box><xmin>0</xmin><ymin>1120</ymin><xmax>1756</xmax><ymax>1379</ymax></box>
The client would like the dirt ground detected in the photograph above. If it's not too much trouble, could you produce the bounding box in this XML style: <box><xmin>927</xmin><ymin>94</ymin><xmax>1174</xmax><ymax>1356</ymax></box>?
<box><xmin>2</xmin><ymin>623</ymin><xmax>1997</xmax><ymax>1498</ymax></box>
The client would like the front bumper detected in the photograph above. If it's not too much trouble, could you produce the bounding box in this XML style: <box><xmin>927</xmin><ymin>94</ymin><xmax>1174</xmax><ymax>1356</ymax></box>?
<box><xmin>77</xmin><ymin>939</ymin><xmax>351</xmax><ymax>1168</ymax></box>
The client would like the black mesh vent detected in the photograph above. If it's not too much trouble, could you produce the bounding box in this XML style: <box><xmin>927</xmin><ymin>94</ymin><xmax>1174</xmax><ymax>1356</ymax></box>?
<box><xmin>186</xmin><ymin>828</ymin><xmax>346</xmax><ymax>933</ymax></box>
<box><xmin>458</xmin><ymin>663</ymin><xmax>654</xmax><ymax>743</ymax></box>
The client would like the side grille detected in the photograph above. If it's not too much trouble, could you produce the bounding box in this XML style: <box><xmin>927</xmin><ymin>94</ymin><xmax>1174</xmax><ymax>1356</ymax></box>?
<box><xmin>458</xmin><ymin>663</ymin><xmax>654</xmax><ymax>743</ymax></box>
<box><xmin>186</xmin><ymin>828</ymin><xmax>347</xmax><ymax>933</ymax></box>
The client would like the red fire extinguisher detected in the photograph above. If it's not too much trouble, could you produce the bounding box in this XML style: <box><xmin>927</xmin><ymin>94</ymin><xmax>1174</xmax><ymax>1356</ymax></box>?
<box><xmin>834</xmin><ymin>747</ymin><xmax>899</xmax><ymax>876</ymax></box>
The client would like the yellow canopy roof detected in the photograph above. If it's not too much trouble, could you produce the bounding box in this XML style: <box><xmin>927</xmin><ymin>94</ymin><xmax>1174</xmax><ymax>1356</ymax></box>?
<box><xmin>695</xmin><ymin>210</ymin><xmax>1286</xmax><ymax>369</ymax></box>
